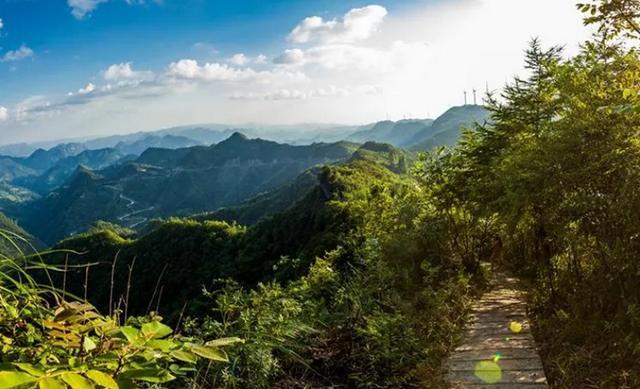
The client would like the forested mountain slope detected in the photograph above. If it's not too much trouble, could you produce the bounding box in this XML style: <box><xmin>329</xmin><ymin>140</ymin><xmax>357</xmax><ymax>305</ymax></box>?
<box><xmin>20</xmin><ymin>134</ymin><xmax>359</xmax><ymax>244</ymax></box>
<box><xmin>46</xmin><ymin>142</ymin><xmax>472</xmax><ymax>386</ymax></box>
<box><xmin>411</xmin><ymin>105</ymin><xmax>490</xmax><ymax>150</ymax></box>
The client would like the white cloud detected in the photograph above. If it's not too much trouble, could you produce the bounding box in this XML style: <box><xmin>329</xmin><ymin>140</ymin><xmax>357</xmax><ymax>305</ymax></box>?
<box><xmin>273</xmin><ymin>49</ymin><xmax>305</xmax><ymax>65</ymax></box>
<box><xmin>103</xmin><ymin>62</ymin><xmax>152</xmax><ymax>81</ymax></box>
<box><xmin>167</xmin><ymin>59</ymin><xmax>248</xmax><ymax>81</ymax></box>
<box><xmin>0</xmin><ymin>18</ymin><xmax>4</xmax><ymax>30</ymax></box>
<box><xmin>167</xmin><ymin>59</ymin><xmax>307</xmax><ymax>84</ymax></box>
<box><xmin>77</xmin><ymin>83</ymin><xmax>96</xmax><ymax>95</ymax></box>
<box><xmin>229</xmin><ymin>53</ymin><xmax>249</xmax><ymax>66</ymax></box>
<box><xmin>255</xmin><ymin>54</ymin><xmax>268</xmax><ymax>64</ymax></box>
<box><xmin>289</xmin><ymin>5</ymin><xmax>387</xmax><ymax>44</ymax></box>
<box><xmin>0</xmin><ymin>107</ymin><xmax>8</xmax><ymax>122</ymax></box>
<box><xmin>68</xmin><ymin>0</ymin><xmax>108</xmax><ymax>19</ymax></box>
<box><xmin>2</xmin><ymin>45</ymin><xmax>34</xmax><ymax>62</ymax></box>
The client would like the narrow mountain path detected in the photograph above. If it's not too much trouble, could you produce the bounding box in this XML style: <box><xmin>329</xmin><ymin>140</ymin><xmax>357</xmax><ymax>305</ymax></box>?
<box><xmin>447</xmin><ymin>268</ymin><xmax>548</xmax><ymax>388</ymax></box>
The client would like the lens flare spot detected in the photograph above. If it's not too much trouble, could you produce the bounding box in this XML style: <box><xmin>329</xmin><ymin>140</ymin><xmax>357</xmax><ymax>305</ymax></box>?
<box><xmin>474</xmin><ymin>360</ymin><xmax>502</xmax><ymax>384</ymax></box>
<box><xmin>509</xmin><ymin>321</ymin><xmax>523</xmax><ymax>333</ymax></box>
<box><xmin>493</xmin><ymin>352</ymin><xmax>502</xmax><ymax>362</ymax></box>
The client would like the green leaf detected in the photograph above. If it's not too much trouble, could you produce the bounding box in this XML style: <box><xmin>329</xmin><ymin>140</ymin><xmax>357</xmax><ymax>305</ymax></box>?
<box><xmin>60</xmin><ymin>372</ymin><xmax>95</xmax><ymax>389</ymax></box>
<box><xmin>13</xmin><ymin>363</ymin><xmax>44</xmax><ymax>377</ymax></box>
<box><xmin>205</xmin><ymin>337</ymin><xmax>244</xmax><ymax>347</ymax></box>
<box><xmin>83</xmin><ymin>337</ymin><xmax>97</xmax><ymax>353</ymax></box>
<box><xmin>170</xmin><ymin>350</ymin><xmax>198</xmax><ymax>364</ymax></box>
<box><xmin>86</xmin><ymin>370</ymin><xmax>118</xmax><ymax>389</ymax></box>
<box><xmin>0</xmin><ymin>371</ymin><xmax>38</xmax><ymax>388</ymax></box>
<box><xmin>147</xmin><ymin>339</ymin><xmax>177</xmax><ymax>352</ymax></box>
<box><xmin>119</xmin><ymin>326</ymin><xmax>140</xmax><ymax>343</ymax></box>
<box><xmin>190</xmin><ymin>345</ymin><xmax>229</xmax><ymax>362</ymax></box>
<box><xmin>39</xmin><ymin>377</ymin><xmax>66</xmax><ymax>389</ymax></box>
<box><xmin>120</xmin><ymin>369</ymin><xmax>175</xmax><ymax>383</ymax></box>
<box><xmin>141</xmin><ymin>321</ymin><xmax>172</xmax><ymax>339</ymax></box>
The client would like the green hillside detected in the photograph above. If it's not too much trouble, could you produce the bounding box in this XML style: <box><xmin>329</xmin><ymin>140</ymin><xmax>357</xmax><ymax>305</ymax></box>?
<box><xmin>48</xmin><ymin>148</ymin><xmax>396</xmax><ymax>314</ymax></box>
<box><xmin>411</xmin><ymin>105</ymin><xmax>490</xmax><ymax>151</ymax></box>
<box><xmin>347</xmin><ymin>119</ymin><xmax>434</xmax><ymax>147</ymax></box>
<box><xmin>198</xmin><ymin>142</ymin><xmax>413</xmax><ymax>226</ymax></box>
<box><xmin>0</xmin><ymin>211</ymin><xmax>39</xmax><ymax>256</ymax></box>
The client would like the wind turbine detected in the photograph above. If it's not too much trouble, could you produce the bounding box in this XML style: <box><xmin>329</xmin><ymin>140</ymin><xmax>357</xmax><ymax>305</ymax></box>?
<box><xmin>464</xmin><ymin>91</ymin><xmax>468</xmax><ymax>105</ymax></box>
<box><xmin>473</xmin><ymin>89</ymin><xmax>477</xmax><ymax>105</ymax></box>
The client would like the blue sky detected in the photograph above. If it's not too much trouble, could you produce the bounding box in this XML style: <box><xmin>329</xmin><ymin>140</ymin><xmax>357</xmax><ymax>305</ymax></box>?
<box><xmin>0</xmin><ymin>0</ymin><xmax>422</xmax><ymax>104</ymax></box>
<box><xmin>0</xmin><ymin>0</ymin><xmax>590</xmax><ymax>143</ymax></box>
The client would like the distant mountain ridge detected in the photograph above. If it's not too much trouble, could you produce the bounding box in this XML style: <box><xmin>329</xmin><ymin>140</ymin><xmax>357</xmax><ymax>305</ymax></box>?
<box><xmin>19</xmin><ymin>133</ymin><xmax>359</xmax><ymax>244</ymax></box>
<box><xmin>0</xmin><ymin>105</ymin><xmax>487</xmax><ymax>158</ymax></box>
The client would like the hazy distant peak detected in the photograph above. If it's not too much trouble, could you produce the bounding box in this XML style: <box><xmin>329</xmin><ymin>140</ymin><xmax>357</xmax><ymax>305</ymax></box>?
<box><xmin>226</xmin><ymin>132</ymin><xmax>250</xmax><ymax>142</ymax></box>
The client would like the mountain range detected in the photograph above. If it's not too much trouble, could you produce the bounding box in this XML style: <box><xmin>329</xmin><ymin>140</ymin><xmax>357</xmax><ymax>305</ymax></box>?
<box><xmin>0</xmin><ymin>105</ymin><xmax>488</xmax><ymax>245</ymax></box>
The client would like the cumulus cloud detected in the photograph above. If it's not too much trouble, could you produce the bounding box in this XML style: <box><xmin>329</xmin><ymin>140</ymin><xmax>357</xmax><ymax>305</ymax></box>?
<box><xmin>255</xmin><ymin>54</ymin><xmax>268</xmax><ymax>64</ymax></box>
<box><xmin>167</xmin><ymin>59</ymin><xmax>307</xmax><ymax>84</ymax></box>
<box><xmin>2</xmin><ymin>45</ymin><xmax>34</xmax><ymax>62</ymax></box>
<box><xmin>0</xmin><ymin>18</ymin><xmax>4</xmax><ymax>31</ymax></box>
<box><xmin>289</xmin><ymin>5</ymin><xmax>387</xmax><ymax>44</ymax></box>
<box><xmin>167</xmin><ymin>60</ymin><xmax>249</xmax><ymax>81</ymax></box>
<box><xmin>103</xmin><ymin>62</ymin><xmax>152</xmax><ymax>81</ymax></box>
<box><xmin>0</xmin><ymin>107</ymin><xmax>8</xmax><ymax>121</ymax></box>
<box><xmin>229</xmin><ymin>53</ymin><xmax>248</xmax><ymax>66</ymax></box>
<box><xmin>77</xmin><ymin>83</ymin><xmax>96</xmax><ymax>95</ymax></box>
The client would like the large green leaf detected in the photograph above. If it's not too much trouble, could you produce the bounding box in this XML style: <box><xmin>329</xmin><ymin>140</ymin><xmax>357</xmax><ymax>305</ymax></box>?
<box><xmin>0</xmin><ymin>371</ymin><xmax>38</xmax><ymax>388</ymax></box>
<box><xmin>141</xmin><ymin>322</ymin><xmax>172</xmax><ymax>339</ymax></box>
<box><xmin>146</xmin><ymin>339</ymin><xmax>177</xmax><ymax>352</ymax></box>
<box><xmin>119</xmin><ymin>326</ymin><xmax>140</xmax><ymax>343</ymax></box>
<box><xmin>170</xmin><ymin>350</ymin><xmax>198</xmax><ymax>364</ymax></box>
<box><xmin>60</xmin><ymin>372</ymin><xmax>95</xmax><ymax>389</ymax></box>
<box><xmin>13</xmin><ymin>363</ymin><xmax>44</xmax><ymax>377</ymax></box>
<box><xmin>190</xmin><ymin>345</ymin><xmax>229</xmax><ymax>362</ymax></box>
<box><xmin>86</xmin><ymin>370</ymin><xmax>118</xmax><ymax>389</ymax></box>
<box><xmin>38</xmin><ymin>377</ymin><xmax>66</xmax><ymax>389</ymax></box>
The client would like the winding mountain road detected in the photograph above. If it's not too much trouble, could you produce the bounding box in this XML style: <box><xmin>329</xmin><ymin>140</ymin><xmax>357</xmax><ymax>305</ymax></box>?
<box><xmin>117</xmin><ymin>193</ymin><xmax>154</xmax><ymax>229</ymax></box>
